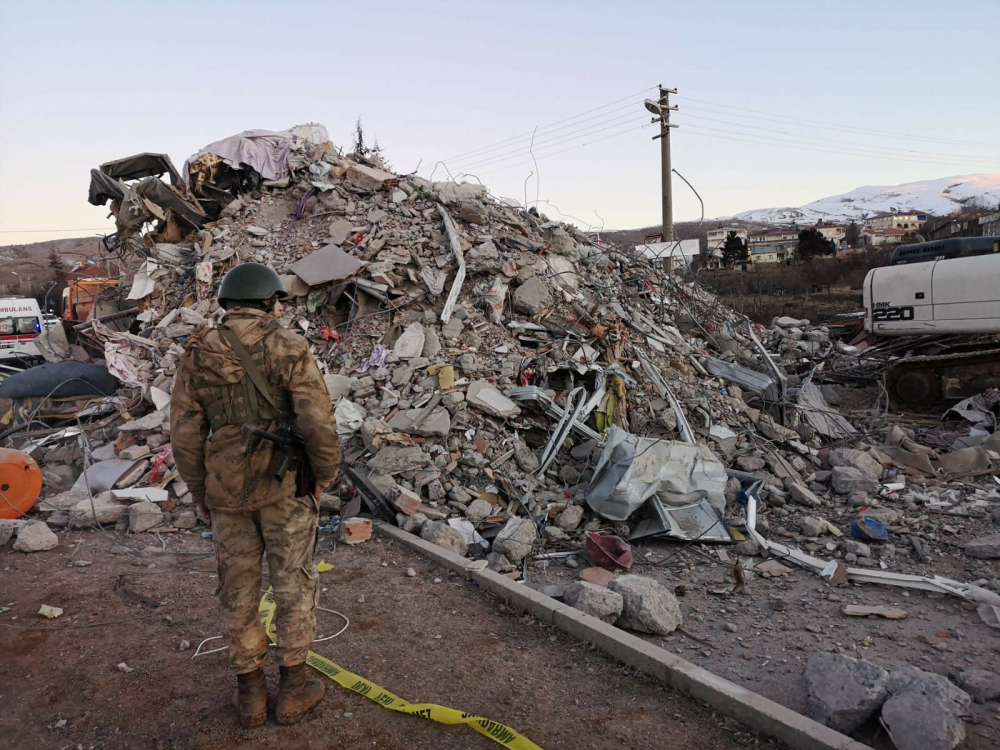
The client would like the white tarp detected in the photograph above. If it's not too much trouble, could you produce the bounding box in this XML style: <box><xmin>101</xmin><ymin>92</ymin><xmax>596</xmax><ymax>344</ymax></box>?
<box><xmin>585</xmin><ymin>426</ymin><xmax>728</xmax><ymax>521</ymax></box>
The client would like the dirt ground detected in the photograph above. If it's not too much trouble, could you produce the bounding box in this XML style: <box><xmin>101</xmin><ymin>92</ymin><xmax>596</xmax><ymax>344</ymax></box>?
<box><xmin>0</xmin><ymin>530</ymin><xmax>782</xmax><ymax>750</ymax></box>
<box><xmin>531</xmin><ymin>517</ymin><xmax>1000</xmax><ymax>749</ymax></box>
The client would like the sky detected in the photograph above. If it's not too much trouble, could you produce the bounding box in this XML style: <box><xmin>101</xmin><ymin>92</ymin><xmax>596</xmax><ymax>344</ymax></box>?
<box><xmin>1</xmin><ymin>0</ymin><xmax>999</xmax><ymax>245</ymax></box>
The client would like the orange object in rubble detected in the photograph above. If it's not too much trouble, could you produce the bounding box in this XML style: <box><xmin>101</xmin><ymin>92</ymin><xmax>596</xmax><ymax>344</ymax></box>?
<box><xmin>0</xmin><ymin>448</ymin><xmax>43</xmax><ymax>519</ymax></box>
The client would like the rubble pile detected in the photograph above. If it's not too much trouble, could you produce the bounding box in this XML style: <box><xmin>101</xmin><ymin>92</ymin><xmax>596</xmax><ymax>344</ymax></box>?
<box><xmin>3</xmin><ymin>120</ymin><xmax>1000</xmax><ymax>744</ymax></box>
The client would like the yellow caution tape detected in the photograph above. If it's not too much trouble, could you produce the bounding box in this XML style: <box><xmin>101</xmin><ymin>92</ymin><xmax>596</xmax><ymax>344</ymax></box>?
<box><xmin>258</xmin><ymin>590</ymin><xmax>542</xmax><ymax>749</ymax></box>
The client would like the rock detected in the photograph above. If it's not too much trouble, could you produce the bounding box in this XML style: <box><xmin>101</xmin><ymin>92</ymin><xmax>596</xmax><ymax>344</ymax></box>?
<box><xmin>803</xmin><ymin>653</ymin><xmax>889</xmax><ymax>733</ymax></box>
<box><xmin>845</xmin><ymin>539</ymin><xmax>872</xmax><ymax>558</ymax></box>
<box><xmin>954</xmin><ymin>668</ymin><xmax>1000</xmax><ymax>703</ymax></box>
<box><xmin>389</xmin><ymin>407</ymin><xmax>451</xmax><ymax>437</ymax></box>
<box><xmin>13</xmin><ymin>521</ymin><xmax>58</xmax><ymax>553</ymax></box>
<box><xmin>405</xmin><ymin>567</ymin><xmax>416</xmax><ymax>577</ymax></box>
<box><xmin>466</xmin><ymin>239</ymin><xmax>499</xmax><ymax>268</ymax></box>
<box><xmin>562</xmin><ymin>581</ymin><xmax>624</xmax><ymax>624</ymax></box>
<box><xmin>736</xmin><ymin>455</ymin><xmax>766</xmax><ymax>472</ymax></box>
<box><xmin>555</xmin><ymin>505</ymin><xmax>583</xmax><ymax>531</ymax></box>
<box><xmin>512</xmin><ymin>276</ymin><xmax>553</xmax><ymax>315</ymax></box>
<box><xmin>492</xmin><ymin>518</ymin><xmax>536</xmax><ymax>562</ymax></box>
<box><xmin>486</xmin><ymin>551</ymin><xmax>513</xmax><ymax>573</ymax></box>
<box><xmin>538</xmin><ymin>585</ymin><xmax>566</xmax><ymax>599</ymax></box>
<box><xmin>346</xmin><ymin>163</ymin><xmax>396</xmax><ymax>192</ymax></box>
<box><xmin>514</xmin><ymin>447</ymin><xmax>540</xmax><ymax>472</ymax></box>
<box><xmin>129</xmin><ymin>500</ymin><xmax>164</xmax><ymax>533</ymax></box>
<box><xmin>788</xmin><ymin>482</ymin><xmax>822</xmax><ymax>508</ymax></box>
<box><xmin>421</xmin><ymin>328</ymin><xmax>442</xmax><ymax>359</ymax></box>
<box><xmin>397</xmin><ymin>512</ymin><xmax>428</xmax><ymax>534</ymax></box>
<box><xmin>393</xmin><ymin>322</ymin><xmax>425</xmax><ymax>359</ymax></box>
<box><xmin>882</xmin><ymin>667</ymin><xmax>971</xmax><ymax>750</ymax></box>
<box><xmin>419</xmin><ymin>521</ymin><xmax>469</xmax><ymax>557</ymax></box>
<box><xmin>964</xmin><ymin>533</ymin><xmax>1000</xmax><ymax>559</ymax></box>
<box><xmin>830</xmin><ymin>448</ymin><xmax>882</xmax><ymax>480</ymax></box>
<box><xmin>173</xmin><ymin>510</ymin><xmax>197</xmax><ymax>529</ymax></box>
<box><xmin>607</xmin><ymin>575</ymin><xmax>682</xmax><ymax>635</ymax></box>
<box><xmin>798</xmin><ymin>516</ymin><xmax>827</xmax><ymax>537</ymax></box>
<box><xmin>0</xmin><ymin>520</ymin><xmax>15</xmax><ymax>546</ymax></box>
<box><xmin>544</xmin><ymin>525</ymin><xmax>569</xmax><ymax>541</ymax></box>
<box><xmin>119</xmin><ymin>444</ymin><xmax>151</xmax><ymax>461</ymax></box>
<box><xmin>369</xmin><ymin>445</ymin><xmax>430</xmax><ymax>473</ymax></box>
<box><xmin>464</xmin><ymin>497</ymin><xmax>492</xmax><ymax>524</ymax></box>
<box><xmin>68</xmin><ymin>492</ymin><xmax>128</xmax><ymax>527</ymax></box>
<box><xmin>466</xmin><ymin>380</ymin><xmax>521</xmax><ymax>418</ymax></box>
<box><xmin>458</xmin><ymin>202</ymin><xmax>487</xmax><ymax>225</ymax></box>
<box><xmin>832</xmin><ymin>466</ymin><xmax>878</xmax><ymax>495</ymax></box>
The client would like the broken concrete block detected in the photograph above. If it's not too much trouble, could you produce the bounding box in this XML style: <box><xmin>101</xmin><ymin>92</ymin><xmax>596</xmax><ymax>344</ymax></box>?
<box><xmin>736</xmin><ymin>455</ymin><xmax>766</xmax><ymax>472</ymax></box>
<box><xmin>964</xmin><ymin>533</ymin><xmax>1000</xmax><ymax>559</ymax></box>
<box><xmin>466</xmin><ymin>380</ymin><xmax>521</xmax><ymax>418</ymax></box>
<box><xmin>119</xmin><ymin>445</ymin><xmax>151</xmax><ymax>461</ymax></box>
<box><xmin>562</xmin><ymin>581</ymin><xmax>624</xmax><ymax>624</ymax></box>
<box><xmin>831</xmin><ymin>465</ymin><xmax>878</xmax><ymax>495</ymax></box>
<box><xmin>803</xmin><ymin>653</ymin><xmax>888</xmax><ymax>733</ymax></box>
<box><xmin>324</xmin><ymin>373</ymin><xmax>355</xmax><ymax>401</ymax></box>
<box><xmin>397</xmin><ymin>512</ymin><xmax>428</xmax><ymax>535</ymax></box>
<box><xmin>882</xmin><ymin>667</ymin><xmax>971</xmax><ymax>750</ymax></box>
<box><xmin>845</xmin><ymin>539</ymin><xmax>872</xmax><ymax>558</ymax></box>
<box><xmin>798</xmin><ymin>516</ymin><xmax>827</xmax><ymax>537</ymax></box>
<box><xmin>388</xmin><ymin>406</ymin><xmax>451</xmax><ymax>437</ymax></box>
<box><xmin>555</xmin><ymin>505</ymin><xmax>583</xmax><ymax>531</ymax></box>
<box><xmin>492</xmin><ymin>517</ymin><xmax>536</xmax><ymax>562</ymax></box>
<box><xmin>830</xmin><ymin>447</ymin><xmax>882</xmax><ymax>480</ymax></box>
<box><xmin>392</xmin><ymin>486</ymin><xmax>424</xmax><ymax>516</ymax></box>
<box><xmin>0</xmin><ymin>520</ymin><xmax>14</xmax><ymax>547</ymax></box>
<box><xmin>13</xmin><ymin>521</ymin><xmax>58</xmax><ymax>553</ymax></box>
<box><xmin>393</xmin><ymin>322</ymin><xmax>425</xmax><ymax>359</ymax></box>
<box><xmin>343</xmin><ymin>517</ymin><xmax>372</xmax><ymax>544</ymax></box>
<box><xmin>512</xmin><ymin>276</ymin><xmax>553</xmax><ymax>315</ymax></box>
<box><xmin>788</xmin><ymin>482</ymin><xmax>822</xmax><ymax>508</ymax></box>
<box><xmin>464</xmin><ymin>497</ymin><xmax>492</xmax><ymax>524</ymax></box>
<box><xmin>421</xmin><ymin>328</ymin><xmax>442</xmax><ymax>359</ymax></box>
<box><xmin>486</xmin><ymin>551</ymin><xmax>513</xmax><ymax>573</ymax></box>
<box><xmin>458</xmin><ymin>202</ymin><xmax>487</xmax><ymax>225</ymax></box>
<box><xmin>69</xmin><ymin>492</ymin><xmax>128</xmax><ymax>527</ymax></box>
<box><xmin>514</xmin><ymin>447</ymin><xmax>540</xmax><ymax>472</ymax></box>
<box><xmin>346</xmin><ymin>163</ymin><xmax>396</xmax><ymax>192</ymax></box>
<box><xmin>607</xmin><ymin>575</ymin><xmax>682</xmax><ymax>635</ymax></box>
<box><xmin>129</xmin><ymin>500</ymin><xmax>164</xmax><ymax>534</ymax></box>
<box><xmin>369</xmin><ymin>446</ymin><xmax>430</xmax><ymax>473</ymax></box>
<box><xmin>419</xmin><ymin>520</ymin><xmax>468</xmax><ymax>557</ymax></box>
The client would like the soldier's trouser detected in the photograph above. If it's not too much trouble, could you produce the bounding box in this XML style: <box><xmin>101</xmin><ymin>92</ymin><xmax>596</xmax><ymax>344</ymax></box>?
<box><xmin>210</xmin><ymin>494</ymin><xmax>320</xmax><ymax>674</ymax></box>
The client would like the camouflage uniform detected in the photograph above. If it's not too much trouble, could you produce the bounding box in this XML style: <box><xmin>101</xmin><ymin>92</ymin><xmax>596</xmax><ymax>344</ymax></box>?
<box><xmin>171</xmin><ymin>307</ymin><xmax>341</xmax><ymax>673</ymax></box>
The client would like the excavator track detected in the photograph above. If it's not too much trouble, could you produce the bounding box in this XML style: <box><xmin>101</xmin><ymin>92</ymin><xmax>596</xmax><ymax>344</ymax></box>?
<box><xmin>885</xmin><ymin>345</ymin><xmax>1000</xmax><ymax>408</ymax></box>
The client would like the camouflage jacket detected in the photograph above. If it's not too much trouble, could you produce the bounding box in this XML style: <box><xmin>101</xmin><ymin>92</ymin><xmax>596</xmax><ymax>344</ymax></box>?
<box><xmin>170</xmin><ymin>307</ymin><xmax>341</xmax><ymax>511</ymax></box>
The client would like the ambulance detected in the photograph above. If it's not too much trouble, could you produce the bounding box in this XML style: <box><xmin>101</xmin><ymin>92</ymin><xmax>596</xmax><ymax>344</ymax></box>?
<box><xmin>0</xmin><ymin>297</ymin><xmax>44</xmax><ymax>362</ymax></box>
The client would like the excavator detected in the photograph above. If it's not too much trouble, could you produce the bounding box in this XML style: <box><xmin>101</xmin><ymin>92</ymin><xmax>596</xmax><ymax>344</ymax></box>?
<box><xmin>863</xmin><ymin>237</ymin><xmax>1000</xmax><ymax>406</ymax></box>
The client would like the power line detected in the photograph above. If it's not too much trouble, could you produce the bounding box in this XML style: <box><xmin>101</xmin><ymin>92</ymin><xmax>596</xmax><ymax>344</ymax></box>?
<box><xmin>423</xmin><ymin>85</ymin><xmax>657</xmax><ymax>166</ymax></box>
<box><xmin>447</xmin><ymin>113</ymin><xmax>651</xmax><ymax>174</ymax></box>
<box><xmin>676</xmin><ymin>115</ymin><xmax>983</xmax><ymax>169</ymax></box>
<box><xmin>473</xmin><ymin>122</ymin><xmax>655</xmax><ymax>177</ymax></box>
<box><xmin>676</xmin><ymin>112</ymin><xmax>990</xmax><ymax>165</ymax></box>
<box><xmin>430</xmin><ymin>104</ymin><xmax>647</xmax><ymax>171</ymax></box>
<box><xmin>680</xmin><ymin>127</ymin><xmax>998</xmax><ymax>167</ymax></box>
<box><xmin>677</xmin><ymin>95</ymin><xmax>1000</xmax><ymax>150</ymax></box>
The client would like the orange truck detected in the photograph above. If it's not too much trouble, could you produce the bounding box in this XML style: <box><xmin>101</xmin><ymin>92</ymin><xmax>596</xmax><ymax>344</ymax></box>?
<box><xmin>61</xmin><ymin>278</ymin><xmax>119</xmax><ymax>322</ymax></box>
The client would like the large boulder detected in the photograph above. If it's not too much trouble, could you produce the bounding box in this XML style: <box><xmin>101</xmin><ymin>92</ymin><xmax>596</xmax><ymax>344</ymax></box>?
<box><xmin>419</xmin><ymin>521</ymin><xmax>468</xmax><ymax>557</ymax></box>
<box><xmin>13</xmin><ymin>521</ymin><xmax>58</xmax><ymax>553</ymax></box>
<box><xmin>607</xmin><ymin>575</ymin><xmax>682</xmax><ymax>635</ymax></box>
<box><xmin>882</xmin><ymin>667</ymin><xmax>971</xmax><ymax>750</ymax></box>
<box><xmin>562</xmin><ymin>581</ymin><xmax>623</xmax><ymax>624</ymax></box>
<box><xmin>492</xmin><ymin>518</ymin><xmax>536</xmax><ymax>562</ymax></box>
<box><xmin>803</xmin><ymin>653</ymin><xmax>888</xmax><ymax>733</ymax></box>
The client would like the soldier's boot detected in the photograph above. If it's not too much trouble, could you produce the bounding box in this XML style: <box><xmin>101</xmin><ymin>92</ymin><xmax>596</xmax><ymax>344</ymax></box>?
<box><xmin>275</xmin><ymin>664</ymin><xmax>326</xmax><ymax>724</ymax></box>
<box><xmin>233</xmin><ymin>668</ymin><xmax>268</xmax><ymax>728</ymax></box>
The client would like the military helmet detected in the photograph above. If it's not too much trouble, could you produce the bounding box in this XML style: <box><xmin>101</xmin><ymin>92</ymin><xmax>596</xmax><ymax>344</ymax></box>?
<box><xmin>217</xmin><ymin>263</ymin><xmax>288</xmax><ymax>307</ymax></box>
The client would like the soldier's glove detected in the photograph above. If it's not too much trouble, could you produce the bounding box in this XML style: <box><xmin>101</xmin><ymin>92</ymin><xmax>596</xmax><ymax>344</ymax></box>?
<box><xmin>196</xmin><ymin>499</ymin><xmax>212</xmax><ymax>525</ymax></box>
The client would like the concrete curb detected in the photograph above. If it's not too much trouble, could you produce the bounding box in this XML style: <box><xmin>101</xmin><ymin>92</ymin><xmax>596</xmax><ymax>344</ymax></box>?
<box><xmin>375</xmin><ymin>522</ymin><xmax>871</xmax><ymax>750</ymax></box>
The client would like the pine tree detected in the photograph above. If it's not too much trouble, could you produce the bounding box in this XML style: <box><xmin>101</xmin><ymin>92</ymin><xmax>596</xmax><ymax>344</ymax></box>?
<box><xmin>721</xmin><ymin>231</ymin><xmax>748</xmax><ymax>267</ymax></box>
<box><xmin>797</xmin><ymin>228</ymin><xmax>836</xmax><ymax>259</ymax></box>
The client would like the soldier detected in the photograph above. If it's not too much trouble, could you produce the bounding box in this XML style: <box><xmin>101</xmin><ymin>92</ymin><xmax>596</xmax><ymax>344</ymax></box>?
<box><xmin>171</xmin><ymin>263</ymin><xmax>342</xmax><ymax>727</ymax></box>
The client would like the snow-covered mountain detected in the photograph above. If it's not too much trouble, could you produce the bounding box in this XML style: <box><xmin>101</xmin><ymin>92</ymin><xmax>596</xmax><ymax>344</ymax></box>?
<box><xmin>730</xmin><ymin>173</ymin><xmax>1000</xmax><ymax>225</ymax></box>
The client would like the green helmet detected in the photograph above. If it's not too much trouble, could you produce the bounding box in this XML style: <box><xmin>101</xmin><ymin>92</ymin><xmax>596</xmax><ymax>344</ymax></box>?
<box><xmin>217</xmin><ymin>263</ymin><xmax>288</xmax><ymax>308</ymax></box>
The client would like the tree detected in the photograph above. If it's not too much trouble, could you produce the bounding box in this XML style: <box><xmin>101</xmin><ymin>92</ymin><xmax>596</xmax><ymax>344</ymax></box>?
<box><xmin>721</xmin><ymin>231</ymin><xmax>748</xmax><ymax>267</ymax></box>
<box><xmin>797</xmin><ymin>228</ymin><xmax>836</xmax><ymax>260</ymax></box>
<box><xmin>844</xmin><ymin>221</ymin><xmax>861</xmax><ymax>248</ymax></box>
<box><xmin>349</xmin><ymin>117</ymin><xmax>390</xmax><ymax>169</ymax></box>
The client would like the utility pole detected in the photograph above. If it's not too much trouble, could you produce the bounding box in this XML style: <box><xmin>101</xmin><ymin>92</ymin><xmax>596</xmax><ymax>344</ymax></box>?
<box><xmin>646</xmin><ymin>86</ymin><xmax>679</xmax><ymax>243</ymax></box>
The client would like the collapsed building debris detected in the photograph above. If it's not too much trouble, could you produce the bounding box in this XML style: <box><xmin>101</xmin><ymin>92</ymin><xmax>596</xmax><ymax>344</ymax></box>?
<box><xmin>2</xmin><ymin>119</ymin><xmax>999</xmax><ymax>744</ymax></box>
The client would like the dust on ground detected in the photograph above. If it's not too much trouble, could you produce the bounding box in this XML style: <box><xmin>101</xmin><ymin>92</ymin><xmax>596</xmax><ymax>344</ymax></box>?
<box><xmin>1</xmin><ymin>531</ymin><xmax>781</xmax><ymax>750</ymax></box>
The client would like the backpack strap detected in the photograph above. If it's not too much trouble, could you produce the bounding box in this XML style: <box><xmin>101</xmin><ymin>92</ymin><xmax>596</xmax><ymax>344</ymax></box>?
<box><xmin>219</xmin><ymin>325</ymin><xmax>282</xmax><ymax>415</ymax></box>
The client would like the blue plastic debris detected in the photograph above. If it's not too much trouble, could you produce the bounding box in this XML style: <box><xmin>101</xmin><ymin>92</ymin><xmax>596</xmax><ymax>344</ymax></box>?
<box><xmin>851</xmin><ymin>517</ymin><xmax>888</xmax><ymax>542</ymax></box>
